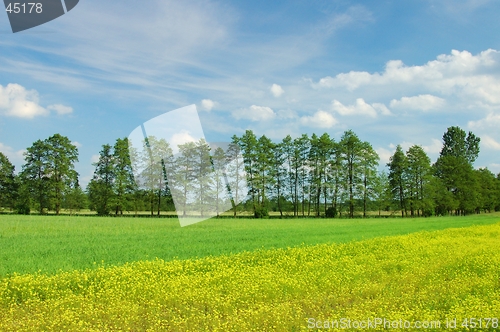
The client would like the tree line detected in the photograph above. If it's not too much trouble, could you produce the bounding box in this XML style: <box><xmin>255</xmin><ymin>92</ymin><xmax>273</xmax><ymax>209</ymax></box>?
<box><xmin>1</xmin><ymin>126</ymin><xmax>500</xmax><ymax>218</ymax></box>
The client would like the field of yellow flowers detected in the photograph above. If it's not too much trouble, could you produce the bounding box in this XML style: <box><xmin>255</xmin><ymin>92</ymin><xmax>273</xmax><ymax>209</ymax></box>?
<box><xmin>1</xmin><ymin>222</ymin><xmax>499</xmax><ymax>331</ymax></box>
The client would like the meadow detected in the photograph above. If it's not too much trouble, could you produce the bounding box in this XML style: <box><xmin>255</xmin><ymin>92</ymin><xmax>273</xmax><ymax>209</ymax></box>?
<box><xmin>1</xmin><ymin>213</ymin><xmax>500</xmax><ymax>276</ymax></box>
<box><xmin>0</xmin><ymin>219</ymin><xmax>498</xmax><ymax>331</ymax></box>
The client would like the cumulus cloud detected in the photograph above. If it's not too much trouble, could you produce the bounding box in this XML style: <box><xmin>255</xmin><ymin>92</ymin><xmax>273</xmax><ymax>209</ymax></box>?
<box><xmin>375</xmin><ymin>147</ymin><xmax>393</xmax><ymax>165</ymax></box>
<box><xmin>0</xmin><ymin>83</ymin><xmax>49</xmax><ymax>119</ymax></box>
<box><xmin>377</xmin><ymin>138</ymin><xmax>442</xmax><ymax>165</ymax></box>
<box><xmin>232</xmin><ymin>105</ymin><xmax>276</xmax><ymax>121</ymax></box>
<box><xmin>71</xmin><ymin>141</ymin><xmax>82</xmax><ymax>148</ymax></box>
<box><xmin>300</xmin><ymin>110</ymin><xmax>337</xmax><ymax>128</ymax></box>
<box><xmin>170</xmin><ymin>131</ymin><xmax>197</xmax><ymax>152</ymax></box>
<box><xmin>371</xmin><ymin>103</ymin><xmax>392</xmax><ymax>115</ymax></box>
<box><xmin>422</xmin><ymin>139</ymin><xmax>443</xmax><ymax>154</ymax></box>
<box><xmin>316</xmin><ymin>71</ymin><xmax>372</xmax><ymax>91</ymax></box>
<box><xmin>0</xmin><ymin>83</ymin><xmax>73</xmax><ymax>119</ymax></box>
<box><xmin>390</xmin><ymin>94</ymin><xmax>445</xmax><ymax>111</ymax></box>
<box><xmin>200</xmin><ymin>99</ymin><xmax>216</xmax><ymax>112</ymax></box>
<box><xmin>481</xmin><ymin>135</ymin><xmax>500</xmax><ymax>150</ymax></box>
<box><xmin>48</xmin><ymin>104</ymin><xmax>73</xmax><ymax>115</ymax></box>
<box><xmin>270</xmin><ymin>84</ymin><xmax>284</xmax><ymax>97</ymax></box>
<box><xmin>331</xmin><ymin>98</ymin><xmax>379</xmax><ymax>118</ymax></box>
<box><xmin>0</xmin><ymin>142</ymin><xmax>26</xmax><ymax>165</ymax></box>
<box><xmin>314</xmin><ymin>49</ymin><xmax>500</xmax><ymax>105</ymax></box>
<box><xmin>468</xmin><ymin>112</ymin><xmax>500</xmax><ymax>129</ymax></box>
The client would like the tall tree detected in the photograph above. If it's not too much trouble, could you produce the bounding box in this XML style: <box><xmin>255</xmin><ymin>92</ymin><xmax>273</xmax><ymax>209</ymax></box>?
<box><xmin>45</xmin><ymin>134</ymin><xmax>79</xmax><ymax>215</ymax></box>
<box><xmin>373</xmin><ymin>171</ymin><xmax>391</xmax><ymax>217</ymax></box>
<box><xmin>255</xmin><ymin>135</ymin><xmax>275</xmax><ymax>215</ymax></box>
<box><xmin>21</xmin><ymin>139</ymin><xmax>50</xmax><ymax>214</ymax></box>
<box><xmin>149</xmin><ymin>137</ymin><xmax>173</xmax><ymax>217</ymax></box>
<box><xmin>309</xmin><ymin>134</ymin><xmax>322</xmax><ymax>216</ymax></box>
<box><xmin>239</xmin><ymin>130</ymin><xmax>258</xmax><ymax>215</ymax></box>
<box><xmin>281</xmin><ymin>135</ymin><xmax>294</xmax><ymax>215</ymax></box>
<box><xmin>440</xmin><ymin>126</ymin><xmax>480</xmax><ymax>164</ymax></box>
<box><xmin>434</xmin><ymin>126</ymin><xmax>480</xmax><ymax>215</ymax></box>
<box><xmin>0</xmin><ymin>152</ymin><xmax>17</xmax><ymax>210</ymax></box>
<box><xmin>112</xmin><ymin>138</ymin><xmax>137</xmax><ymax>215</ymax></box>
<box><xmin>475</xmin><ymin>168</ymin><xmax>497</xmax><ymax>213</ymax></box>
<box><xmin>225</xmin><ymin>138</ymin><xmax>246</xmax><ymax>217</ymax></box>
<box><xmin>271</xmin><ymin>142</ymin><xmax>287</xmax><ymax>217</ymax></box>
<box><xmin>329</xmin><ymin>140</ymin><xmax>343</xmax><ymax>216</ymax></box>
<box><xmin>87</xmin><ymin>144</ymin><xmax>115</xmax><ymax>215</ymax></box>
<box><xmin>212</xmin><ymin>146</ymin><xmax>227</xmax><ymax>217</ymax></box>
<box><xmin>192</xmin><ymin>138</ymin><xmax>214</xmax><ymax>216</ymax></box>
<box><xmin>21</xmin><ymin>135</ymin><xmax>78</xmax><ymax>214</ymax></box>
<box><xmin>295</xmin><ymin>134</ymin><xmax>310</xmax><ymax>216</ymax></box>
<box><xmin>359</xmin><ymin>142</ymin><xmax>379</xmax><ymax>217</ymax></box>
<box><xmin>388</xmin><ymin>145</ymin><xmax>407</xmax><ymax>217</ymax></box>
<box><xmin>405</xmin><ymin>145</ymin><xmax>431</xmax><ymax>217</ymax></box>
<box><xmin>339</xmin><ymin>130</ymin><xmax>364</xmax><ymax>218</ymax></box>
<box><xmin>173</xmin><ymin>141</ymin><xmax>197</xmax><ymax>216</ymax></box>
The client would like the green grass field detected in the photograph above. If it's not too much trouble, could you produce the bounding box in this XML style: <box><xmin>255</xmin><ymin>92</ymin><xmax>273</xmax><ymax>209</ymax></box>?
<box><xmin>1</xmin><ymin>213</ymin><xmax>500</xmax><ymax>276</ymax></box>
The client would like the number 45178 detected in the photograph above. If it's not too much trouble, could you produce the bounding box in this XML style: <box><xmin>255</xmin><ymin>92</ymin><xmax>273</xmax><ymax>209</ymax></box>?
<box><xmin>5</xmin><ymin>3</ymin><xmax>43</xmax><ymax>14</ymax></box>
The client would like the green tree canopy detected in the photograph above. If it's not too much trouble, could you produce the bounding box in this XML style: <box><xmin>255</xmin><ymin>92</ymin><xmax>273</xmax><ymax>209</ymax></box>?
<box><xmin>0</xmin><ymin>152</ymin><xmax>17</xmax><ymax>210</ymax></box>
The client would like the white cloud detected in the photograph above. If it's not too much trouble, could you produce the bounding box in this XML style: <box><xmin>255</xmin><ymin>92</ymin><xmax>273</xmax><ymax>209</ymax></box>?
<box><xmin>422</xmin><ymin>139</ymin><xmax>443</xmax><ymax>154</ymax></box>
<box><xmin>375</xmin><ymin>147</ymin><xmax>394</xmax><ymax>165</ymax></box>
<box><xmin>90</xmin><ymin>154</ymin><xmax>100</xmax><ymax>163</ymax></box>
<box><xmin>0</xmin><ymin>84</ymin><xmax>73</xmax><ymax>119</ymax></box>
<box><xmin>317</xmin><ymin>71</ymin><xmax>372</xmax><ymax>91</ymax></box>
<box><xmin>319</xmin><ymin>5</ymin><xmax>374</xmax><ymax>36</ymax></box>
<box><xmin>72</xmin><ymin>141</ymin><xmax>82</xmax><ymax>148</ymax></box>
<box><xmin>314</xmin><ymin>49</ymin><xmax>500</xmax><ymax>105</ymax></box>
<box><xmin>300</xmin><ymin>110</ymin><xmax>337</xmax><ymax>128</ymax></box>
<box><xmin>0</xmin><ymin>142</ymin><xmax>25</xmax><ymax>166</ymax></box>
<box><xmin>170</xmin><ymin>131</ymin><xmax>197</xmax><ymax>153</ymax></box>
<box><xmin>399</xmin><ymin>141</ymin><xmax>414</xmax><ymax>152</ymax></box>
<box><xmin>377</xmin><ymin>138</ymin><xmax>442</xmax><ymax>165</ymax></box>
<box><xmin>232</xmin><ymin>105</ymin><xmax>276</xmax><ymax>121</ymax></box>
<box><xmin>390</xmin><ymin>94</ymin><xmax>445</xmax><ymax>111</ymax></box>
<box><xmin>200</xmin><ymin>99</ymin><xmax>216</xmax><ymax>112</ymax></box>
<box><xmin>79</xmin><ymin>175</ymin><xmax>93</xmax><ymax>188</ymax></box>
<box><xmin>481</xmin><ymin>135</ymin><xmax>500</xmax><ymax>150</ymax></box>
<box><xmin>331</xmin><ymin>98</ymin><xmax>378</xmax><ymax>118</ymax></box>
<box><xmin>48</xmin><ymin>104</ymin><xmax>73</xmax><ymax>115</ymax></box>
<box><xmin>0</xmin><ymin>83</ymin><xmax>49</xmax><ymax>119</ymax></box>
<box><xmin>371</xmin><ymin>103</ymin><xmax>392</xmax><ymax>115</ymax></box>
<box><xmin>277</xmin><ymin>109</ymin><xmax>298</xmax><ymax>119</ymax></box>
<box><xmin>270</xmin><ymin>84</ymin><xmax>284</xmax><ymax>97</ymax></box>
<box><xmin>489</xmin><ymin>163</ymin><xmax>500</xmax><ymax>174</ymax></box>
<box><xmin>468</xmin><ymin>112</ymin><xmax>500</xmax><ymax>129</ymax></box>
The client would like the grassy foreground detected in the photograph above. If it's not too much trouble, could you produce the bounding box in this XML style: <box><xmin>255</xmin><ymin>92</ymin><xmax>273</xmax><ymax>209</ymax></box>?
<box><xmin>1</xmin><ymin>213</ymin><xmax>500</xmax><ymax>276</ymax></box>
<box><xmin>0</xmin><ymin>223</ymin><xmax>499</xmax><ymax>331</ymax></box>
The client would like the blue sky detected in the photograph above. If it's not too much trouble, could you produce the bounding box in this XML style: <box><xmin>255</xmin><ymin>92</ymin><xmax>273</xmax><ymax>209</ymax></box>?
<box><xmin>1</xmin><ymin>0</ymin><xmax>500</xmax><ymax>186</ymax></box>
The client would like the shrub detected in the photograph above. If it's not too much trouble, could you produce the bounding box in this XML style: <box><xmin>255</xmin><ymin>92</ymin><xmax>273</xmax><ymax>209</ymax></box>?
<box><xmin>254</xmin><ymin>207</ymin><xmax>269</xmax><ymax>219</ymax></box>
<box><xmin>325</xmin><ymin>206</ymin><xmax>337</xmax><ymax>218</ymax></box>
